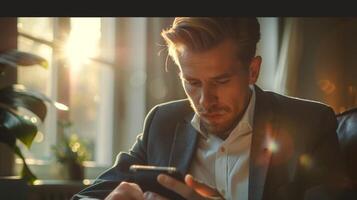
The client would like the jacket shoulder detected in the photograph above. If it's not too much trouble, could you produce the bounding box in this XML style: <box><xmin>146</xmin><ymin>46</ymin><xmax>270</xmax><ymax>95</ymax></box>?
<box><xmin>147</xmin><ymin>99</ymin><xmax>193</xmax><ymax>120</ymax></box>
<box><xmin>264</xmin><ymin>90</ymin><xmax>334</xmax><ymax>114</ymax></box>
<box><xmin>155</xmin><ymin>99</ymin><xmax>191</xmax><ymax>110</ymax></box>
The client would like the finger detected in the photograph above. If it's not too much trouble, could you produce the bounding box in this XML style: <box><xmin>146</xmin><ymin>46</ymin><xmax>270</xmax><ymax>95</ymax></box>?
<box><xmin>119</xmin><ymin>181</ymin><xmax>143</xmax><ymax>193</ymax></box>
<box><xmin>157</xmin><ymin>173</ymin><xmax>200</xmax><ymax>199</ymax></box>
<box><xmin>143</xmin><ymin>191</ymin><xmax>169</xmax><ymax>200</ymax></box>
<box><xmin>106</xmin><ymin>181</ymin><xmax>144</xmax><ymax>200</ymax></box>
<box><xmin>185</xmin><ymin>174</ymin><xmax>220</xmax><ymax>197</ymax></box>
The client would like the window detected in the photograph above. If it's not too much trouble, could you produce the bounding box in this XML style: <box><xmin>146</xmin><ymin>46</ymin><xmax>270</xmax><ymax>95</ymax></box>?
<box><xmin>17</xmin><ymin>18</ymin><xmax>115</xmax><ymax>177</ymax></box>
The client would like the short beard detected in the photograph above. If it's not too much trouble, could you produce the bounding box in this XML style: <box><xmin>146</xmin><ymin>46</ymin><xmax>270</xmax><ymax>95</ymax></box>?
<box><xmin>200</xmin><ymin>116</ymin><xmax>239</xmax><ymax>140</ymax></box>
<box><xmin>188</xmin><ymin>99</ymin><xmax>235</xmax><ymax>139</ymax></box>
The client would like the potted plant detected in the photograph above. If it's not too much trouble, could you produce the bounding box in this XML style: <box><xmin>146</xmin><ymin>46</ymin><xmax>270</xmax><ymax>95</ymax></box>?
<box><xmin>52</xmin><ymin>120</ymin><xmax>89</xmax><ymax>181</ymax></box>
<box><xmin>0</xmin><ymin>49</ymin><xmax>68</xmax><ymax>184</ymax></box>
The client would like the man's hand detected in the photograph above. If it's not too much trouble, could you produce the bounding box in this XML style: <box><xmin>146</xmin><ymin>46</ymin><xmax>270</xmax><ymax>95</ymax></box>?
<box><xmin>155</xmin><ymin>174</ymin><xmax>224</xmax><ymax>200</ymax></box>
<box><xmin>104</xmin><ymin>181</ymin><xmax>144</xmax><ymax>200</ymax></box>
<box><xmin>104</xmin><ymin>174</ymin><xmax>224</xmax><ymax>200</ymax></box>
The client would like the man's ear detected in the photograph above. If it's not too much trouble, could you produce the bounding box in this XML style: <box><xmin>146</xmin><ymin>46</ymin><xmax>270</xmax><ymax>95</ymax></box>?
<box><xmin>248</xmin><ymin>56</ymin><xmax>262</xmax><ymax>84</ymax></box>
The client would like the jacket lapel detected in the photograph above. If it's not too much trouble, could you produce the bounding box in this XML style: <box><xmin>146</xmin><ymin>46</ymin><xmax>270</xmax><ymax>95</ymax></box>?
<box><xmin>249</xmin><ymin>85</ymin><xmax>279</xmax><ymax>200</ymax></box>
<box><xmin>169</xmin><ymin>114</ymin><xmax>199</xmax><ymax>174</ymax></box>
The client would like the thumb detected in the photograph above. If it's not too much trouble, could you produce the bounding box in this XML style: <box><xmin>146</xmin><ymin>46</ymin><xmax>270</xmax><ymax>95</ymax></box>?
<box><xmin>184</xmin><ymin>174</ymin><xmax>220</xmax><ymax>197</ymax></box>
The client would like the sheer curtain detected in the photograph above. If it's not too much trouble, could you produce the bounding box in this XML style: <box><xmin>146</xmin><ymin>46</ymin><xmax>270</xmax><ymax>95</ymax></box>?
<box><xmin>273</xmin><ymin>18</ymin><xmax>304</xmax><ymax>96</ymax></box>
<box><xmin>256</xmin><ymin>17</ymin><xmax>304</xmax><ymax>96</ymax></box>
<box><xmin>272</xmin><ymin>17</ymin><xmax>357</xmax><ymax>113</ymax></box>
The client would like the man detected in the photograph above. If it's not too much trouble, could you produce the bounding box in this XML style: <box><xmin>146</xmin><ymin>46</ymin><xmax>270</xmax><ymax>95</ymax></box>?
<box><xmin>73</xmin><ymin>17</ymin><xmax>345</xmax><ymax>200</ymax></box>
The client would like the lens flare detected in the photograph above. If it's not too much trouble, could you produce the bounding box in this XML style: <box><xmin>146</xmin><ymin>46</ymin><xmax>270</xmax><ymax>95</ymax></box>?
<box><xmin>267</xmin><ymin>140</ymin><xmax>279</xmax><ymax>153</ymax></box>
<box><xmin>299</xmin><ymin>154</ymin><xmax>313</xmax><ymax>169</ymax></box>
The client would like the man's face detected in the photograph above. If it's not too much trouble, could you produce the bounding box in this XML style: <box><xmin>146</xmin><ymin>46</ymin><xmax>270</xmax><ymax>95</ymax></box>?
<box><xmin>178</xmin><ymin>39</ymin><xmax>260</xmax><ymax>136</ymax></box>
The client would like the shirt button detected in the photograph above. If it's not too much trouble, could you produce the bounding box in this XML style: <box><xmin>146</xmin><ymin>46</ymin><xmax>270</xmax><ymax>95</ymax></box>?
<box><xmin>220</xmin><ymin>147</ymin><xmax>225</xmax><ymax>153</ymax></box>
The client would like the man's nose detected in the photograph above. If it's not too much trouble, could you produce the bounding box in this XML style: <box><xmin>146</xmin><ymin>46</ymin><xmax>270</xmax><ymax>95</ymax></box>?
<box><xmin>199</xmin><ymin>85</ymin><xmax>217</xmax><ymax>110</ymax></box>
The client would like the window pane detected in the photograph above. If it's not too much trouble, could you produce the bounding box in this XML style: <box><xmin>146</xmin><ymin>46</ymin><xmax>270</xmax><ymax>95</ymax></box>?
<box><xmin>17</xmin><ymin>35</ymin><xmax>55</xmax><ymax>161</ymax></box>
<box><xmin>68</xmin><ymin>60</ymin><xmax>114</xmax><ymax>165</ymax></box>
<box><xmin>65</xmin><ymin>18</ymin><xmax>101</xmax><ymax>67</ymax></box>
<box><xmin>18</xmin><ymin>18</ymin><xmax>54</xmax><ymax>42</ymax></box>
<box><xmin>63</xmin><ymin>18</ymin><xmax>114</xmax><ymax>166</ymax></box>
<box><xmin>17</xmin><ymin>36</ymin><xmax>52</xmax><ymax>94</ymax></box>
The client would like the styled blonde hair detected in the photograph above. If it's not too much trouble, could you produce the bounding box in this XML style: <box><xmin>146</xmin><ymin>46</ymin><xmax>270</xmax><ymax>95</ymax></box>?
<box><xmin>161</xmin><ymin>17</ymin><xmax>260</xmax><ymax>66</ymax></box>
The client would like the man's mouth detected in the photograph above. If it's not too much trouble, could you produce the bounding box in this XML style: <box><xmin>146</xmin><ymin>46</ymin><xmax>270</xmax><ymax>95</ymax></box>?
<box><xmin>201</xmin><ymin>113</ymin><xmax>223</xmax><ymax>117</ymax></box>
<box><xmin>200</xmin><ymin>113</ymin><xmax>225</xmax><ymax>121</ymax></box>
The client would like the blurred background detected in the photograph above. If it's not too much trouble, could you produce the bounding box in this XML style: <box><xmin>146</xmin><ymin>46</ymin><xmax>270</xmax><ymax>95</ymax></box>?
<box><xmin>0</xmin><ymin>17</ymin><xmax>356</xmax><ymax>184</ymax></box>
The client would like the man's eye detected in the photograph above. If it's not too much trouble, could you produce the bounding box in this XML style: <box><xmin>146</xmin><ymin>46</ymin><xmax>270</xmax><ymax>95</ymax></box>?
<box><xmin>215</xmin><ymin>78</ymin><xmax>230</xmax><ymax>84</ymax></box>
<box><xmin>186</xmin><ymin>80</ymin><xmax>200</xmax><ymax>86</ymax></box>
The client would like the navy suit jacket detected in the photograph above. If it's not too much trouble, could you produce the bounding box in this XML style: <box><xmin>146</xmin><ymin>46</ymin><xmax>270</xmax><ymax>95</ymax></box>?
<box><xmin>73</xmin><ymin>85</ymin><xmax>345</xmax><ymax>200</ymax></box>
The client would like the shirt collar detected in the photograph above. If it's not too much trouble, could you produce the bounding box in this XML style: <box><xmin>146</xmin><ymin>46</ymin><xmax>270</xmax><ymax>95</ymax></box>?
<box><xmin>191</xmin><ymin>85</ymin><xmax>256</xmax><ymax>139</ymax></box>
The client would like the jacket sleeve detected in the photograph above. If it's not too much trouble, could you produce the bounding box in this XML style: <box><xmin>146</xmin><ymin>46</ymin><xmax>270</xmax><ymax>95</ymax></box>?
<box><xmin>71</xmin><ymin>106</ymin><xmax>158</xmax><ymax>200</ymax></box>
<box><xmin>302</xmin><ymin>106</ymin><xmax>347</xmax><ymax>199</ymax></box>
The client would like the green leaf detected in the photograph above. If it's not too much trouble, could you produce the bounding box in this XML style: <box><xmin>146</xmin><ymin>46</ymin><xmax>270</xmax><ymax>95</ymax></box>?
<box><xmin>13</xmin><ymin>145</ymin><xmax>37</xmax><ymax>185</ymax></box>
<box><xmin>0</xmin><ymin>123</ymin><xmax>16</xmax><ymax>147</ymax></box>
<box><xmin>0</xmin><ymin>107</ymin><xmax>37</xmax><ymax>148</ymax></box>
<box><xmin>0</xmin><ymin>50</ymin><xmax>52</xmax><ymax>185</ymax></box>
<box><xmin>0</xmin><ymin>50</ymin><xmax>48</xmax><ymax>69</ymax></box>
<box><xmin>0</xmin><ymin>84</ymin><xmax>47</xmax><ymax>121</ymax></box>
<box><xmin>0</xmin><ymin>84</ymin><xmax>68</xmax><ymax>114</ymax></box>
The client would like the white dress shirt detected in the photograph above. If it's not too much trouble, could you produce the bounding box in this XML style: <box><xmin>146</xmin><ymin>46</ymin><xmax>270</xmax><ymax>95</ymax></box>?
<box><xmin>189</xmin><ymin>85</ymin><xmax>256</xmax><ymax>200</ymax></box>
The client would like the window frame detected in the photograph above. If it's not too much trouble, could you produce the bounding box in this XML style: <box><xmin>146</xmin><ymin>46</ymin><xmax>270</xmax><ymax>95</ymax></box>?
<box><xmin>16</xmin><ymin>17</ymin><xmax>116</xmax><ymax>180</ymax></box>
